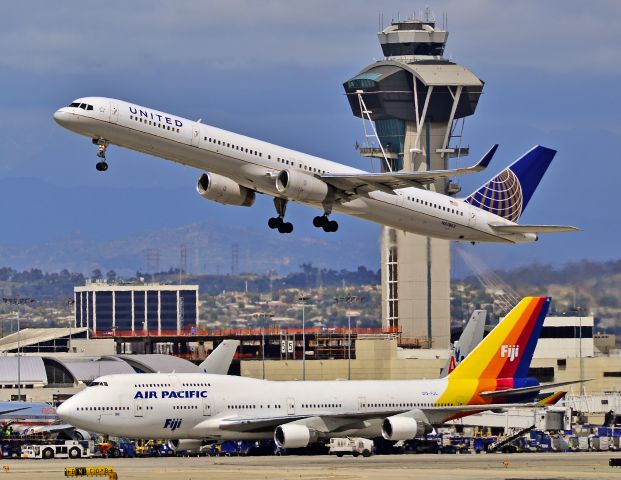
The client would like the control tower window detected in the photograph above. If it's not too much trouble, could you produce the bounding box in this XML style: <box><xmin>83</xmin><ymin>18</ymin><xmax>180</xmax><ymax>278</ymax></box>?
<box><xmin>381</xmin><ymin>42</ymin><xmax>445</xmax><ymax>57</ymax></box>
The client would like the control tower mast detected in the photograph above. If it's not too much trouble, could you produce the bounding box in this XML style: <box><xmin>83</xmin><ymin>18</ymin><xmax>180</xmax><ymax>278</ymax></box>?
<box><xmin>343</xmin><ymin>15</ymin><xmax>484</xmax><ymax>348</ymax></box>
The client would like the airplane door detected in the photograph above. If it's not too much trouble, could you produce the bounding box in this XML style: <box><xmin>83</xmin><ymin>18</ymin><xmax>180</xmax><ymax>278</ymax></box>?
<box><xmin>191</xmin><ymin>123</ymin><xmax>201</xmax><ymax>146</ymax></box>
<box><xmin>358</xmin><ymin>397</ymin><xmax>366</xmax><ymax>412</ymax></box>
<box><xmin>134</xmin><ymin>399</ymin><xmax>143</xmax><ymax>417</ymax></box>
<box><xmin>110</xmin><ymin>102</ymin><xmax>119</xmax><ymax>124</ymax></box>
<box><xmin>202</xmin><ymin>397</ymin><xmax>212</xmax><ymax>417</ymax></box>
<box><xmin>286</xmin><ymin>398</ymin><xmax>295</xmax><ymax>415</ymax></box>
<box><xmin>468</xmin><ymin>210</ymin><xmax>477</xmax><ymax>229</ymax></box>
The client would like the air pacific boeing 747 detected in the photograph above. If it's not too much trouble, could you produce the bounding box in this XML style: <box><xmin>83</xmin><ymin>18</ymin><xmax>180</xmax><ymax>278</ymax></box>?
<box><xmin>53</xmin><ymin>98</ymin><xmax>578</xmax><ymax>242</ymax></box>
<box><xmin>57</xmin><ymin>297</ymin><xmax>581</xmax><ymax>449</ymax></box>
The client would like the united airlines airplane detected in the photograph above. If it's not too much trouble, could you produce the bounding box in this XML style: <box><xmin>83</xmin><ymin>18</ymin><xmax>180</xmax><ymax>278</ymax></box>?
<box><xmin>57</xmin><ymin>297</ymin><xmax>581</xmax><ymax>449</ymax></box>
<box><xmin>53</xmin><ymin>98</ymin><xmax>578</xmax><ymax>242</ymax></box>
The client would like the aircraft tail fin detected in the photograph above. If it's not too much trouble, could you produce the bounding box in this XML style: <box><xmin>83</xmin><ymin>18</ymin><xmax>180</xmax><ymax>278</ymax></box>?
<box><xmin>199</xmin><ymin>339</ymin><xmax>240</xmax><ymax>375</ymax></box>
<box><xmin>464</xmin><ymin>146</ymin><xmax>556</xmax><ymax>222</ymax></box>
<box><xmin>441</xmin><ymin>310</ymin><xmax>487</xmax><ymax>377</ymax></box>
<box><xmin>448</xmin><ymin>297</ymin><xmax>550</xmax><ymax>382</ymax></box>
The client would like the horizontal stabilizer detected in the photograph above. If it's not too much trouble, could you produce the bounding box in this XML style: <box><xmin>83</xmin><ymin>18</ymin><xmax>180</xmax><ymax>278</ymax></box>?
<box><xmin>480</xmin><ymin>379</ymin><xmax>589</xmax><ymax>399</ymax></box>
<box><xmin>322</xmin><ymin>144</ymin><xmax>498</xmax><ymax>193</ymax></box>
<box><xmin>489</xmin><ymin>224</ymin><xmax>581</xmax><ymax>234</ymax></box>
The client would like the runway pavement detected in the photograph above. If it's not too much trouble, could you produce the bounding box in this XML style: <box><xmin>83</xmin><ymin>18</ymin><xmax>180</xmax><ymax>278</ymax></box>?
<box><xmin>1</xmin><ymin>452</ymin><xmax>620</xmax><ymax>479</ymax></box>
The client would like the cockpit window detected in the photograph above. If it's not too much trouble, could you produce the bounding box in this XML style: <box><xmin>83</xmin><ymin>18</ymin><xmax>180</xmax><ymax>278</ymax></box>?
<box><xmin>68</xmin><ymin>103</ymin><xmax>94</xmax><ymax>111</ymax></box>
<box><xmin>88</xmin><ymin>381</ymin><xmax>109</xmax><ymax>387</ymax></box>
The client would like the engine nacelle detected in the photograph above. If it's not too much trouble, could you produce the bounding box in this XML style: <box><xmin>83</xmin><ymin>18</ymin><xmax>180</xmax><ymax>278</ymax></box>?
<box><xmin>196</xmin><ymin>172</ymin><xmax>255</xmax><ymax>207</ymax></box>
<box><xmin>167</xmin><ymin>439</ymin><xmax>203</xmax><ymax>452</ymax></box>
<box><xmin>382</xmin><ymin>415</ymin><xmax>431</xmax><ymax>441</ymax></box>
<box><xmin>276</xmin><ymin>169</ymin><xmax>331</xmax><ymax>203</ymax></box>
<box><xmin>274</xmin><ymin>424</ymin><xmax>317</xmax><ymax>449</ymax></box>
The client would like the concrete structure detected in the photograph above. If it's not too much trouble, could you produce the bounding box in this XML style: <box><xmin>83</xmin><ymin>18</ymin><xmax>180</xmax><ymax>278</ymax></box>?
<box><xmin>242</xmin><ymin>316</ymin><xmax>620</xmax><ymax>396</ymax></box>
<box><xmin>343</xmin><ymin>17</ymin><xmax>484</xmax><ymax>348</ymax></box>
<box><xmin>74</xmin><ymin>281</ymin><xmax>199</xmax><ymax>335</ymax></box>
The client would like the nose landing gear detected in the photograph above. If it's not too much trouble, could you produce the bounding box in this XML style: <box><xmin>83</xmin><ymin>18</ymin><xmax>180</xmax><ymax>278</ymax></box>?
<box><xmin>269</xmin><ymin>198</ymin><xmax>293</xmax><ymax>234</ymax></box>
<box><xmin>93</xmin><ymin>138</ymin><xmax>109</xmax><ymax>172</ymax></box>
<box><xmin>313</xmin><ymin>215</ymin><xmax>338</xmax><ymax>233</ymax></box>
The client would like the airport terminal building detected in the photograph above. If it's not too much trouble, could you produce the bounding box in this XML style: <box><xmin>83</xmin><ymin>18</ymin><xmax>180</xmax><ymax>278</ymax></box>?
<box><xmin>74</xmin><ymin>282</ymin><xmax>199</xmax><ymax>335</ymax></box>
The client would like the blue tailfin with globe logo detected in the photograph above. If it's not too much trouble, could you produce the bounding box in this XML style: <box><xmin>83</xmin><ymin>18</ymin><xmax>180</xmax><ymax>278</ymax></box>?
<box><xmin>464</xmin><ymin>146</ymin><xmax>557</xmax><ymax>222</ymax></box>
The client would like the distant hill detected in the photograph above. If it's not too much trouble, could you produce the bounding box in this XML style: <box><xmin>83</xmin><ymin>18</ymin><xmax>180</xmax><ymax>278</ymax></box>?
<box><xmin>0</xmin><ymin>220</ymin><xmax>379</xmax><ymax>276</ymax></box>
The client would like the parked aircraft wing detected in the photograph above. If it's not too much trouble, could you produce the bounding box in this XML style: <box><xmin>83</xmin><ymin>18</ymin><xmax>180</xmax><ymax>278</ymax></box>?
<box><xmin>0</xmin><ymin>407</ymin><xmax>30</xmax><ymax>417</ymax></box>
<box><xmin>322</xmin><ymin>144</ymin><xmax>497</xmax><ymax>193</ymax></box>
<box><xmin>199</xmin><ymin>339</ymin><xmax>240</xmax><ymax>374</ymax></box>
<box><xmin>489</xmin><ymin>224</ymin><xmax>580</xmax><ymax>234</ymax></box>
<box><xmin>214</xmin><ymin>400</ymin><xmax>546</xmax><ymax>434</ymax></box>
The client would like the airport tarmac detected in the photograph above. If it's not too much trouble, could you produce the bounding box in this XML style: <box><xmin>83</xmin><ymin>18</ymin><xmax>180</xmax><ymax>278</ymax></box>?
<box><xmin>1</xmin><ymin>452</ymin><xmax>620</xmax><ymax>480</ymax></box>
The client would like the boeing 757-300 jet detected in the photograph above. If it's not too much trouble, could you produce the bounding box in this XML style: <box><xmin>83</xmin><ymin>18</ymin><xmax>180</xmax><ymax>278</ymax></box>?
<box><xmin>54</xmin><ymin>98</ymin><xmax>578</xmax><ymax>242</ymax></box>
<box><xmin>57</xmin><ymin>297</ymin><xmax>583</xmax><ymax>449</ymax></box>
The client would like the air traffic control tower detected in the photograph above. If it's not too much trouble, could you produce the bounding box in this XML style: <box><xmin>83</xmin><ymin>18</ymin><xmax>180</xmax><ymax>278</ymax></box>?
<box><xmin>343</xmin><ymin>18</ymin><xmax>484</xmax><ymax>348</ymax></box>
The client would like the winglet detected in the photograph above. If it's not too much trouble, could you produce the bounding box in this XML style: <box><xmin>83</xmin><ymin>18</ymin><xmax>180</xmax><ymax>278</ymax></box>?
<box><xmin>474</xmin><ymin>144</ymin><xmax>499</xmax><ymax>171</ymax></box>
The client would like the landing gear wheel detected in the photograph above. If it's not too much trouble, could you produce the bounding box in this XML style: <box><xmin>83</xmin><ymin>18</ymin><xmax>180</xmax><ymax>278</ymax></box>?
<box><xmin>313</xmin><ymin>215</ymin><xmax>327</xmax><ymax>228</ymax></box>
<box><xmin>268</xmin><ymin>217</ymin><xmax>283</xmax><ymax>229</ymax></box>
<box><xmin>95</xmin><ymin>162</ymin><xmax>108</xmax><ymax>172</ymax></box>
<box><xmin>322</xmin><ymin>220</ymin><xmax>338</xmax><ymax>233</ymax></box>
<box><xmin>278</xmin><ymin>222</ymin><xmax>293</xmax><ymax>234</ymax></box>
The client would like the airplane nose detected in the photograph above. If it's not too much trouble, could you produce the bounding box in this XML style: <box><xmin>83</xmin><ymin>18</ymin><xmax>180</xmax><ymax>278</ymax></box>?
<box><xmin>56</xmin><ymin>398</ymin><xmax>73</xmax><ymax>421</ymax></box>
<box><xmin>53</xmin><ymin>109</ymin><xmax>69</xmax><ymax>126</ymax></box>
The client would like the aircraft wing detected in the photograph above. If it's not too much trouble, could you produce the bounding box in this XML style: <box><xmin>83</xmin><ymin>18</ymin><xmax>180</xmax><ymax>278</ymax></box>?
<box><xmin>214</xmin><ymin>399</ymin><xmax>544</xmax><ymax>433</ymax></box>
<box><xmin>0</xmin><ymin>407</ymin><xmax>30</xmax><ymax>417</ymax></box>
<box><xmin>321</xmin><ymin>144</ymin><xmax>498</xmax><ymax>194</ymax></box>
<box><xmin>489</xmin><ymin>224</ymin><xmax>581</xmax><ymax>234</ymax></box>
<box><xmin>198</xmin><ymin>339</ymin><xmax>240</xmax><ymax>375</ymax></box>
<box><xmin>479</xmin><ymin>379</ymin><xmax>589</xmax><ymax>399</ymax></box>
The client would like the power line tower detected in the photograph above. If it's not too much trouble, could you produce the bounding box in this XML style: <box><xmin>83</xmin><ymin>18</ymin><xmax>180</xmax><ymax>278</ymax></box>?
<box><xmin>231</xmin><ymin>243</ymin><xmax>239</xmax><ymax>276</ymax></box>
<box><xmin>180</xmin><ymin>244</ymin><xmax>188</xmax><ymax>274</ymax></box>
<box><xmin>146</xmin><ymin>248</ymin><xmax>160</xmax><ymax>274</ymax></box>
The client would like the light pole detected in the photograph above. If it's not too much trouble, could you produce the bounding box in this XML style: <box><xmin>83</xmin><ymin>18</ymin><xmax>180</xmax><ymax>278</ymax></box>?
<box><xmin>298</xmin><ymin>295</ymin><xmax>310</xmax><ymax>380</ymax></box>
<box><xmin>3</xmin><ymin>297</ymin><xmax>35</xmax><ymax>401</ymax></box>
<box><xmin>255</xmin><ymin>312</ymin><xmax>273</xmax><ymax>380</ymax></box>
<box><xmin>334</xmin><ymin>295</ymin><xmax>359</xmax><ymax>380</ymax></box>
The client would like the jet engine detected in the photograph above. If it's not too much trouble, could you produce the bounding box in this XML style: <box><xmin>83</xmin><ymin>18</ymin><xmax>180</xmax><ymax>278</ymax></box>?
<box><xmin>274</xmin><ymin>424</ymin><xmax>318</xmax><ymax>449</ymax></box>
<box><xmin>381</xmin><ymin>415</ymin><xmax>432</xmax><ymax>441</ymax></box>
<box><xmin>276</xmin><ymin>170</ymin><xmax>332</xmax><ymax>203</ymax></box>
<box><xmin>196</xmin><ymin>173</ymin><xmax>256</xmax><ymax>207</ymax></box>
<box><xmin>167</xmin><ymin>439</ymin><xmax>203</xmax><ymax>452</ymax></box>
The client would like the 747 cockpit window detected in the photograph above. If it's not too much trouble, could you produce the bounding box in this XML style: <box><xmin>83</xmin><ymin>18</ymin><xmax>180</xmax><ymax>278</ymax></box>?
<box><xmin>88</xmin><ymin>381</ymin><xmax>109</xmax><ymax>387</ymax></box>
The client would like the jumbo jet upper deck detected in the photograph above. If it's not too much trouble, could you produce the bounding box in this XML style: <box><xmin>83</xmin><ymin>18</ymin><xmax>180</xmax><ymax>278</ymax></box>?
<box><xmin>54</xmin><ymin>97</ymin><xmax>578</xmax><ymax>242</ymax></box>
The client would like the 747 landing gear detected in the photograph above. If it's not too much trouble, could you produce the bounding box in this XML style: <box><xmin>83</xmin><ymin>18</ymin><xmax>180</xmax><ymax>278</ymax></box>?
<box><xmin>269</xmin><ymin>198</ymin><xmax>293</xmax><ymax>234</ymax></box>
<box><xmin>313</xmin><ymin>214</ymin><xmax>338</xmax><ymax>233</ymax></box>
<box><xmin>93</xmin><ymin>138</ymin><xmax>109</xmax><ymax>172</ymax></box>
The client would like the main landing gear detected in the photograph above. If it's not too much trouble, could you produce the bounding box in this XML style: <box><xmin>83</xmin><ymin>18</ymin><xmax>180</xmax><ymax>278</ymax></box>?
<box><xmin>269</xmin><ymin>198</ymin><xmax>293</xmax><ymax>234</ymax></box>
<box><xmin>93</xmin><ymin>138</ymin><xmax>109</xmax><ymax>171</ymax></box>
<box><xmin>313</xmin><ymin>214</ymin><xmax>338</xmax><ymax>233</ymax></box>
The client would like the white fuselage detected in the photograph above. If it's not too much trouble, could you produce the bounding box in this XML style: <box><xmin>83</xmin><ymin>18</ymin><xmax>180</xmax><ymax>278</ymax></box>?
<box><xmin>53</xmin><ymin>97</ymin><xmax>536</xmax><ymax>244</ymax></box>
<box><xmin>57</xmin><ymin>373</ymin><xmax>452</xmax><ymax>440</ymax></box>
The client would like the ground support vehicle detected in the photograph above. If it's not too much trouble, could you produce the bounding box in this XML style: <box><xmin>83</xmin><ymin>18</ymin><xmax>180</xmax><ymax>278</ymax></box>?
<box><xmin>329</xmin><ymin>437</ymin><xmax>373</xmax><ymax>458</ymax></box>
<box><xmin>21</xmin><ymin>440</ymin><xmax>92</xmax><ymax>459</ymax></box>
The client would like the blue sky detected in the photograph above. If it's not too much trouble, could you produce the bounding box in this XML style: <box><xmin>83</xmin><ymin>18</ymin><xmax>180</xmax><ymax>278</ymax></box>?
<box><xmin>0</xmin><ymin>0</ymin><xmax>619</xmax><ymax>273</ymax></box>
